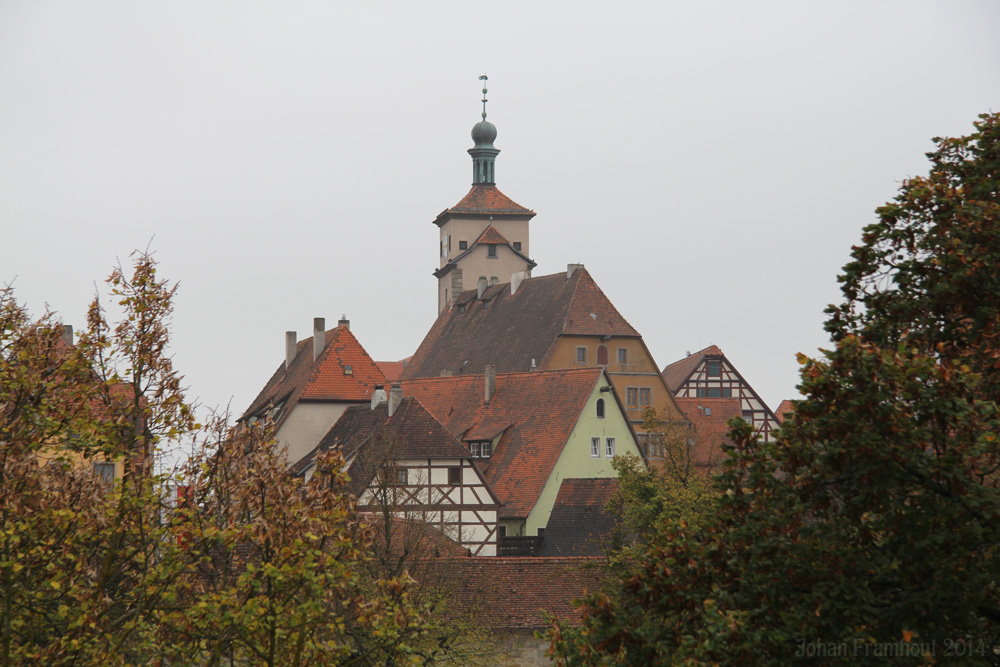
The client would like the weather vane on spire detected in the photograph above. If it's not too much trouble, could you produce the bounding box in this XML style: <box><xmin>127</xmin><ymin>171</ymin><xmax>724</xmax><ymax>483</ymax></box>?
<box><xmin>479</xmin><ymin>74</ymin><xmax>488</xmax><ymax>120</ymax></box>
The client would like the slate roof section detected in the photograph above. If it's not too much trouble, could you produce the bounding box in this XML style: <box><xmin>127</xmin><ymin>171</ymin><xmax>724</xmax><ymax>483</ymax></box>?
<box><xmin>402</xmin><ymin>368</ymin><xmax>607</xmax><ymax>520</ymax></box>
<box><xmin>429</xmin><ymin>557</ymin><xmax>604</xmax><ymax>630</ymax></box>
<box><xmin>661</xmin><ymin>345</ymin><xmax>725</xmax><ymax>393</ymax></box>
<box><xmin>240</xmin><ymin>326</ymin><xmax>388</xmax><ymax>433</ymax></box>
<box><xmin>402</xmin><ymin>268</ymin><xmax>641</xmax><ymax>380</ymax></box>
<box><xmin>535</xmin><ymin>479</ymin><xmax>621</xmax><ymax>557</ymax></box>
<box><xmin>433</xmin><ymin>184</ymin><xmax>535</xmax><ymax>225</ymax></box>
<box><xmin>674</xmin><ymin>397</ymin><xmax>742</xmax><ymax>466</ymax></box>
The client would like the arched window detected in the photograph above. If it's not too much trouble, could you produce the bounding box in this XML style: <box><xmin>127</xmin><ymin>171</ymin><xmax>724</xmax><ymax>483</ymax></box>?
<box><xmin>597</xmin><ymin>345</ymin><xmax>608</xmax><ymax>365</ymax></box>
<box><xmin>596</xmin><ymin>398</ymin><xmax>606</xmax><ymax>419</ymax></box>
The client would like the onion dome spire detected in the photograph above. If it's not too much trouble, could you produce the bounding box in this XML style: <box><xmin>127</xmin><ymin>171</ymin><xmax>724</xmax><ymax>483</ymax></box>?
<box><xmin>469</xmin><ymin>74</ymin><xmax>499</xmax><ymax>185</ymax></box>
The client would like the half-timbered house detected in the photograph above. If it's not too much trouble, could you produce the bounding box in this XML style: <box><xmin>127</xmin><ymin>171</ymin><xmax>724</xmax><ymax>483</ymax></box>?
<box><xmin>292</xmin><ymin>389</ymin><xmax>502</xmax><ymax>556</ymax></box>
<box><xmin>662</xmin><ymin>345</ymin><xmax>780</xmax><ymax>442</ymax></box>
<box><xmin>402</xmin><ymin>367</ymin><xmax>644</xmax><ymax>544</ymax></box>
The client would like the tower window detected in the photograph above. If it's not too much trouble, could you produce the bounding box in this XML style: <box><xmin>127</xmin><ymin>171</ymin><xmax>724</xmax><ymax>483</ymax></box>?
<box><xmin>513</xmin><ymin>242</ymin><xmax>522</xmax><ymax>251</ymax></box>
<box><xmin>576</xmin><ymin>347</ymin><xmax>587</xmax><ymax>364</ymax></box>
<box><xmin>487</xmin><ymin>244</ymin><xmax>497</xmax><ymax>258</ymax></box>
<box><xmin>459</xmin><ymin>241</ymin><xmax>467</xmax><ymax>250</ymax></box>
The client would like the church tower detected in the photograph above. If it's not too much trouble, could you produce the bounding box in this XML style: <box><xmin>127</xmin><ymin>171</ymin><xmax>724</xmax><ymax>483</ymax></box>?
<box><xmin>433</xmin><ymin>77</ymin><xmax>536</xmax><ymax>313</ymax></box>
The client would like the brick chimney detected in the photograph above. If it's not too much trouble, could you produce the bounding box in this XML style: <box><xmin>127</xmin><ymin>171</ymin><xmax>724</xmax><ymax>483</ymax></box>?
<box><xmin>285</xmin><ymin>331</ymin><xmax>297</xmax><ymax>369</ymax></box>
<box><xmin>312</xmin><ymin>318</ymin><xmax>325</xmax><ymax>362</ymax></box>
<box><xmin>485</xmin><ymin>365</ymin><xmax>496</xmax><ymax>403</ymax></box>
<box><xmin>388</xmin><ymin>383</ymin><xmax>403</xmax><ymax>417</ymax></box>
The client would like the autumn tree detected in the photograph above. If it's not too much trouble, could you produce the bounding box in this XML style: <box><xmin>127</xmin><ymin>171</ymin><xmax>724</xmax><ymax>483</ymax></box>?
<box><xmin>551</xmin><ymin>112</ymin><xmax>1000</xmax><ymax>665</ymax></box>
<box><xmin>1</xmin><ymin>252</ymin><xmax>435</xmax><ymax>666</ymax></box>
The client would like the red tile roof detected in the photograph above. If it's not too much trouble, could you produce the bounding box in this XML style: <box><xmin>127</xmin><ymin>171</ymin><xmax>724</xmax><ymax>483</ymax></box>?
<box><xmin>474</xmin><ymin>224</ymin><xmax>509</xmax><ymax>245</ymax></box>
<box><xmin>433</xmin><ymin>184</ymin><xmax>535</xmax><ymax>224</ymax></box>
<box><xmin>674</xmin><ymin>397</ymin><xmax>742</xmax><ymax>466</ymax></box>
<box><xmin>661</xmin><ymin>345</ymin><xmax>724</xmax><ymax>393</ymax></box>
<box><xmin>401</xmin><ymin>268</ymin><xmax>640</xmax><ymax>380</ymax></box>
<box><xmin>376</xmin><ymin>360</ymin><xmax>406</xmax><ymax>383</ymax></box>
<box><xmin>426</xmin><ymin>557</ymin><xmax>604</xmax><ymax>629</ymax></box>
<box><xmin>774</xmin><ymin>399</ymin><xmax>796</xmax><ymax>422</ymax></box>
<box><xmin>241</xmin><ymin>326</ymin><xmax>387</xmax><ymax>432</ymax></box>
<box><xmin>402</xmin><ymin>368</ymin><xmax>606</xmax><ymax>520</ymax></box>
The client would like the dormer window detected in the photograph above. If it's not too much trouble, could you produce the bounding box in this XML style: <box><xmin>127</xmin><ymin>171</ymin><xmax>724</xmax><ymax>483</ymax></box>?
<box><xmin>344</xmin><ymin>365</ymin><xmax>353</xmax><ymax>376</ymax></box>
<box><xmin>487</xmin><ymin>244</ymin><xmax>497</xmax><ymax>258</ymax></box>
<box><xmin>469</xmin><ymin>441</ymin><xmax>492</xmax><ymax>458</ymax></box>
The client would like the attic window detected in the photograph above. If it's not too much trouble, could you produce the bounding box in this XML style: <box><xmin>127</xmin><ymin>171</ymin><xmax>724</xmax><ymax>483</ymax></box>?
<box><xmin>344</xmin><ymin>365</ymin><xmax>353</xmax><ymax>376</ymax></box>
<box><xmin>707</xmin><ymin>361</ymin><xmax>721</xmax><ymax>377</ymax></box>
<box><xmin>596</xmin><ymin>398</ymin><xmax>606</xmax><ymax>419</ymax></box>
<box><xmin>487</xmin><ymin>244</ymin><xmax>497</xmax><ymax>258</ymax></box>
<box><xmin>469</xmin><ymin>441</ymin><xmax>492</xmax><ymax>459</ymax></box>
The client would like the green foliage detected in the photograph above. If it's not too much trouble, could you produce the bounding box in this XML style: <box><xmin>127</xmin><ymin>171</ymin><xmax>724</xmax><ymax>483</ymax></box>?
<box><xmin>551</xmin><ymin>113</ymin><xmax>1000</xmax><ymax>665</ymax></box>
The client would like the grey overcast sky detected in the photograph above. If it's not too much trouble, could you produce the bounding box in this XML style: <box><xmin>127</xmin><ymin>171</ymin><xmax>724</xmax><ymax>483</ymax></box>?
<box><xmin>2</xmin><ymin>1</ymin><xmax>999</xmax><ymax>422</ymax></box>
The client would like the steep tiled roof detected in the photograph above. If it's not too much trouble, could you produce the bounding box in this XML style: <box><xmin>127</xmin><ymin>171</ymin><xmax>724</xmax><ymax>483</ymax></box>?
<box><xmin>402</xmin><ymin>368</ymin><xmax>605</xmax><ymax>520</ymax></box>
<box><xmin>292</xmin><ymin>397</ymin><xmax>475</xmax><ymax>495</ymax></box>
<box><xmin>475</xmin><ymin>224</ymin><xmax>509</xmax><ymax>245</ymax></box>
<box><xmin>401</xmin><ymin>268</ymin><xmax>640</xmax><ymax>380</ymax></box>
<box><xmin>433</xmin><ymin>184</ymin><xmax>535</xmax><ymax>224</ymax></box>
<box><xmin>536</xmin><ymin>479</ymin><xmax>621</xmax><ymax>557</ymax></box>
<box><xmin>376</xmin><ymin>360</ymin><xmax>406</xmax><ymax>383</ymax></box>
<box><xmin>661</xmin><ymin>345</ymin><xmax>725</xmax><ymax>392</ymax></box>
<box><xmin>674</xmin><ymin>397</ymin><xmax>742</xmax><ymax>466</ymax></box>
<box><xmin>427</xmin><ymin>557</ymin><xmax>604</xmax><ymax>630</ymax></box>
<box><xmin>240</xmin><ymin>326</ymin><xmax>387</xmax><ymax>433</ymax></box>
<box><xmin>774</xmin><ymin>399</ymin><xmax>796</xmax><ymax>422</ymax></box>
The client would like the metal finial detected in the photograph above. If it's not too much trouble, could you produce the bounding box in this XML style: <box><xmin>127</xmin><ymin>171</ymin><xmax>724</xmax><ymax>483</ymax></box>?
<box><xmin>479</xmin><ymin>74</ymin><xmax>488</xmax><ymax>120</ymax></box>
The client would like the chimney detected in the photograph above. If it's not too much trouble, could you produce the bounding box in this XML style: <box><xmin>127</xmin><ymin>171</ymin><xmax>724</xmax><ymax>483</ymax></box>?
<box><xmin>61</xmin><ymin>324</ymin><xmax>73</xmax><ymax>347</ymax></box>
<box><xmin>285</xmin><ymin>331</ymin><xmax>297</xmax><ymax>369</ymax></box>
<box><xmin>530</xmin><ymin>358</ymin><xmax>537</xmax><ymax>371</ymax></box>
<box><xmin>371</xmin><ymin>384</ymin><xmax>387</xmax><ymax>410</ymax></box>
<box><xmin>477</xmin><ymin>276</ymin><xmax>488</xmax><ymax>299</ymax></box>
<box><xmin>338</xmin><ymin>314</ymin><xmax>350</xmax><ymax>329</ymax></box>
<box><xmin>388</xmin><ymin>383</ymin><xmax>403</xmax><ymax>417</ymax></box>
<box><xmin>485</xmin><ymin>365</ymin><xmax>496</xmax><ymax>403</ymax></box>
<box><xmin>511</xmin><ymin>270</ymin><xmax>527</xmax><ymax>295</ymax></box>
<box><xmin>567</xmin><ymin>263</ymin><xmax>584</xmax><ymax>280</ymax></box>
<box><xmin>313</xmin><ymin>317</ymin><xmax>325</xmax><ymax>362</ymax></box>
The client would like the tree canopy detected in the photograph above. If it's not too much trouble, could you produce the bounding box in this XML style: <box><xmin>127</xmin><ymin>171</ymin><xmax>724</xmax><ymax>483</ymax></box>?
<box><xmin>551</xmin><ymin>112</ymin><xmax>1000</xmax><ymax>665</ymax></box>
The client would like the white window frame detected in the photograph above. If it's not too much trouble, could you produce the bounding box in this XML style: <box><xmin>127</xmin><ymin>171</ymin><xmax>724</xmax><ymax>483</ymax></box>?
<box><xmin>591</xmin><ymin>437</ymin><xmax>600</xmax><ymax>457</ymax></box>
<box><xmin>605</xmin><ymin>437</ymin><xmax>616</xmax><ymax>458</ymax></box>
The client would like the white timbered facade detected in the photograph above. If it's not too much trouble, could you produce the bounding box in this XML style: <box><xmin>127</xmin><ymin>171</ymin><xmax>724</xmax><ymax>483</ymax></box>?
<box><xmin>356</xmin><ymin>456</ymin><xmax>501</xmax><ymax>556</ymax></box>
<box><xmin>662</xmin><ymin>346</ymin><xmax>780</xmax><ymax>442</ymax></box>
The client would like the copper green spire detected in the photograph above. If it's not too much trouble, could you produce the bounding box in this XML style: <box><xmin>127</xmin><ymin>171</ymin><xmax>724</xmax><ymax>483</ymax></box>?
<box><xmin>469</xmin><ymin>74</ymin><xmax>499</xmax><ymax>185</ymax></box>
